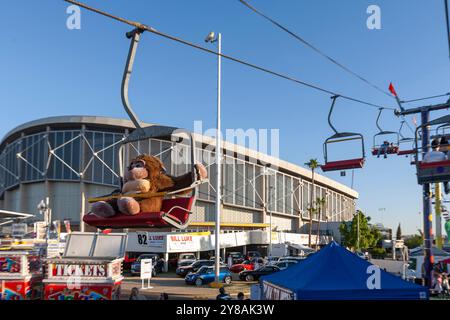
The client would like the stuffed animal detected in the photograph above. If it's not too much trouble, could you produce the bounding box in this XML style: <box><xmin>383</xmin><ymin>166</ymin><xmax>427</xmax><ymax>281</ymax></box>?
<box><xmin>90</xmin><ymin>154</ymin><xmax>207</xmax><ymax>218</ymax></box>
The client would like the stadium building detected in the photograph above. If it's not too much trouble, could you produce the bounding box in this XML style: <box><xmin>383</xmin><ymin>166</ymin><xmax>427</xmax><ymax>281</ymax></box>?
<box><xmin>0</xmin><ymin>116</ymin><xmax>358</xmax><ymax>241</ymax></box>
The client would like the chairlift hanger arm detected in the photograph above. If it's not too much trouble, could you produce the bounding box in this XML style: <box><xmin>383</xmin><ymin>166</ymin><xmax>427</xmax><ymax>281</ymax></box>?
<box><xmin>327</xmin><ymin>95</ymin><xmax>340</xmax><ymax>135</ymax></box>
<box><xmin>64</xmin><ymin>0</ymin><xmax>396</xmax><ymax>111</ymax></box>
<box><xmin>121</xmin><ymin>28</ymin><xmax>145</xmax><ymax>135</ymax></box>
<box><xmin>375</xmin><ymin>108</ymin><xmax>384</xmax><ymax>132</ymax></box>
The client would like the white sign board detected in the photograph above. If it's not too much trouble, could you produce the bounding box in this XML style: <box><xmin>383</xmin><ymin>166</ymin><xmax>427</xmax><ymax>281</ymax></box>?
<box><xmin>140</xmin><ymin>259</ymin><xmax>153</xmax><ymax>280</ymax></box>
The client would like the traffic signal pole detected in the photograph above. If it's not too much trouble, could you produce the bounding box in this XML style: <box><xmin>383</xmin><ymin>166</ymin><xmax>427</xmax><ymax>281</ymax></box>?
<box><xmin>395</xmin><ymin>100</ymin><xmax>450</xmax><ymax>288</ymax></box>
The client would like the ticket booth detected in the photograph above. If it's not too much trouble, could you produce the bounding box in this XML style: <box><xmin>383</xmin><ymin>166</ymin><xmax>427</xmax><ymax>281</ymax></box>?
<box><xmin>43</xmin><ymin>232</ymin><xmax>126</xmax><ymax>300</ymax></box>
<box><xmin>0</xmin><ymin>251</ymin><xmax>43</xmax><ymax>300</ymax></box>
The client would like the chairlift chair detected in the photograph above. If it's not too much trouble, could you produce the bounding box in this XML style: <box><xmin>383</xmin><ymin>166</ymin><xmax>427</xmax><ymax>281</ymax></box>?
<box><xmin>371</xmin><ymin>108</ymin><xmax>400</xmax><ymax>156</ymax></box>
<box><xmin>83</xmin><ymin>28</ymin><xmax>207</xmax><ymax>230</ymax></box>
<box><xmin>396</xmin><ymin>120</ymin><xmax>415</xmax><ymax>157</ymax></box>
<box><xmin>414</xmin><ymin>115</ymin><xmax>450</xmax><ymax>185</ymax></box>
<box><xmin>321</xmin><ymin>96</ymin><xmax>366</xmax><ymax>172</ymax></box>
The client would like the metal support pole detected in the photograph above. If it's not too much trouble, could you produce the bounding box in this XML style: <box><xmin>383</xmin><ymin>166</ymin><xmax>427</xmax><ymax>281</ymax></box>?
<box><xmin>214</xmin><ymin>33</ymin><xmax>222</xmax><ymax>284</ymax></box>
<box><xmin>435</xmin><ymin>183</ymin><xmax>443</xmax><ymax>249</ymax></box>
<box><xmin>357</xmin><ymin>211</ymin><xmax>360</xmax><ymax>251</ymax></box>
<box><xmin>421</xmin><ymin>110</ymin><xmax>434</xmax><ymax>288</ymax></box>
<box><xmin>269</xmin><ymin>186</ymin><xmax>273</xmax><ymax>257</ymax></box>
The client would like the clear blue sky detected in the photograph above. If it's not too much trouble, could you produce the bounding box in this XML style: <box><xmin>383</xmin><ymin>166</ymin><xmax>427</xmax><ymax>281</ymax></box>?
<box><xmin>1</xmin><ymin>0</ymin><xmax>449</xmax><ymax>234</ymax></box>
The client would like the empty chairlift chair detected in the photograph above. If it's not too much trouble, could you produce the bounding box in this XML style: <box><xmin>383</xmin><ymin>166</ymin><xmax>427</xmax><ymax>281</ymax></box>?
<box><xmin>396</xmin><ymin>120</ymin><xmax>415</xmax><ymax>156</ymax></box>
<box><xmin>321</xmin><ymin>96</ymin><xmax>366</xmax><ymax>172</ymax></box>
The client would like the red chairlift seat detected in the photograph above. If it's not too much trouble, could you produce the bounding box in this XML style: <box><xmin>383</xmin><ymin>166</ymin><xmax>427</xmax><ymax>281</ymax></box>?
<box><xmin>321</xmin><ymin>158</ymin><xmax>365</xmax><ymax>172</ymax></box>
<box><xmin>416</xmin><ymin>160</ymin><xmax>450</xmax><ymax>184</ymax></box>
<box><xmin>397</xmin><ymin>149</ymin><xmax>415</xmax><ymax>156</ymax></box>
<box><xmin>83</xmin><ymin>196</ymin><xmax>195</xmax><ymax>230</ymax></box>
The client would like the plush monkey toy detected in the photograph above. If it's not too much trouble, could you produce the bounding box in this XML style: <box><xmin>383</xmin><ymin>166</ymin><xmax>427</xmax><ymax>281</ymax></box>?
<box><xmin>90</xmin><ymin>154</ymin><xmax>207</xmax><ymax>218</ymax></box>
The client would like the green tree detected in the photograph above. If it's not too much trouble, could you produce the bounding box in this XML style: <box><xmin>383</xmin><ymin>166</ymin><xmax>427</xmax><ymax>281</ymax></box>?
<box><xmin>404</xmin><ymin>234</ymin><xmax>423</xmax><ymax>249</ymax></box>
<box><xmin>339</xmin><ymin>210</ymin><xmax>381</xmax><ymax>250</ymax></box>
<box><xmin>305</xmin><ymin>159</ymin><xmax>319</xmax><ymax>247</ymax></box>
<box><xmin>396</xmin><ymin>223</ymin><xmax>402</xmax><ymax>240</ymax></box>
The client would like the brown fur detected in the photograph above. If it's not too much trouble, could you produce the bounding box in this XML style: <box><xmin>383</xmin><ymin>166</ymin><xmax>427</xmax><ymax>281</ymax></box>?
<box><xmin>134</xmin><ymin>155</ymin><xmax>175</xmax><ymax>212</ymax></box>
<box><xmin>90</xmin><ymin>154</ymin><xmax>205</xmax><ymax>217</ymax></box>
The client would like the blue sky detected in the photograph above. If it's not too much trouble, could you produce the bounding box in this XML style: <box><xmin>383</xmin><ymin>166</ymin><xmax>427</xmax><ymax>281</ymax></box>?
<box><xmin>1</xmin><ymin>0</ymin><xmax>449</xmax><ymax>234</ymax></box>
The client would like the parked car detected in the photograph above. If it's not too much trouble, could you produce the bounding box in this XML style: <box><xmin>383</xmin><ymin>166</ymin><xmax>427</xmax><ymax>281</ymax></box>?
<box><xmin>209</xmin><ymin>256</ymin><xmax>224</xmax><ymax>263</ymax></box>
<box><xmin>131</xmin><ymin>254</ymin><xmax>161</xmax><ymax>277</ymax></box>
<box><xmin>355</xmin><ymin>251</ymin><xmax>370</xmax><ymax>260</ymax></box>
<box><xmin>272</xmin><ymin>260</ymin><xmax>297</xmax><ymax>270</ymax></box>
<box><xmin>278</xmin><ymin>256</ymin><xmax>305</xmax><ymax>262</ymax></box>
<box><xmin>266</xmin><ymin>256</ymin><xmax>281</xmax><ymax>265</ymax></box>
<box><xmin>185</xmin><ymin>266</ymin><xmax>232</xmax><ymax>286</ymax></box>
<box><xmin>178</xmin><ymin>253</ymin><xmax>197</xmax><ymax>266</ymax></box>
<box><xmin>176</xmin><ymin>259</ymin><xmax>216</xmax><ymax>277</ymax></box>
<box><xmin>246</xmin><ymin>251</ymin><xmax>262</xmax><ymax>260</ymax></box>
<box><xmin>239</xmin><ymin>265</ymin><xmax>281</xmax><ymax>281</ymax></box>
<box><xmin>229</xmin><ymin>260</ymin><xmax>255</xmax><ymax>273</ymax></box>
<box><xmin>123</xmin><ymin>253</ymin><xmax>138</xmax><ymax>272</ymax></box>
<box><xmin>250</xmin><ymin>257</ymin><xmax>266</xmax><ymax>264</ymax></box>
<box><xmin>227</xmin><ymin>252</ymin><xmax>246</xmax><ymax>264</ymax></box>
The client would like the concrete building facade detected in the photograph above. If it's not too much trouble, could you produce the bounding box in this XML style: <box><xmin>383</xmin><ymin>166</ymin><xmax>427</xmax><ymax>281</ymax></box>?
<box><xmin>0</xmin><ymin>116</ymin><xmax>358</xmax><ymax>235</ymax></box>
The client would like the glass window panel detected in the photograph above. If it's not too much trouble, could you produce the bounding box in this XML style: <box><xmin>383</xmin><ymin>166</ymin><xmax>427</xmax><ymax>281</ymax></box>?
<box><xmin>245</xmin><ymin>163</ymin><xmax>255</xmax><ymax>208</ymax></box>
<box><xmin>266</xmin><ymin>174</ymin><xmax>277</xmax><ymax>211</ymax></box>
<box><xmin>276</xmin><ymin>173</ymin><xmax>283</xmax><ymax>213</ymax></box>
<box><xmin>62</xmin><ymin>132</ymin><xmax>72</xmax><ymax>180</ymax></box>
<box><xmin>102</xmin><ymin>133</ymin><xmax>114</xmax><ymax>185</ymax></box>
<box><xmin>223</xmin><ymin>160</ymin><xmax>234</xmax><ymax>204</ymax></box>
<box><xmin>254</xmin><ymin>165</ymin><xmax>263</xmax><ymax>209</ymax></box>
<box><xmin>235</xmin><ymin>160</ymin><xmax>244</xmax><ymax>206</ymax></box>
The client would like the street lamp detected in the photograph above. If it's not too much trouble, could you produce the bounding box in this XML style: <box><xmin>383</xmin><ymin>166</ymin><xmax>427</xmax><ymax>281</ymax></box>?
<box><xmin>37</xmin><ymin>197</ymin><xmax>51</xmax><ymax>254</ymax></box>
<box><xmin>205</xmin><ymin>31</ymin><xmax>222</xmax><ymax>285</ymax></box>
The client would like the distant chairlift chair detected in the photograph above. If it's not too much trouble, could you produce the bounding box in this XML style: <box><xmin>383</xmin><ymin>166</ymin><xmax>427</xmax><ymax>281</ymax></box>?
<box><xmin>321</xmin><ymin>95</ymin><xmax>366</xmax><ymax>172</ymax></box>
<box><xmin>371</xmin><ymin>108</ymin><xmax>400</xmax><ymax>157</ymax></box>
<box><xmin>397</xmin><ymin>120</ymin><xmax>415</xmax><ymax>157</ymax></box>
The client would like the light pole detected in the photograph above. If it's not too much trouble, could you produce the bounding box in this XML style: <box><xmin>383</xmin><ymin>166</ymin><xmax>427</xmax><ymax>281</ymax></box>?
<box><xmin>269</xmin><ymin>185</ymin><xmax>274</xmax><ymax>257</ymax></box>
<box><xmin>357</xmin><ymin>211</ymin><xmax>360</xmax><ymax>251</ymax></box>
<box><xmin>37</xmin><ymin>197</ymin><xmax>51</xmax><ymax>255</ymax></box>
<box><xmin>205</xmin><ymin>31</ymin><xmax>222</xmax><ymax>284</ymax></box>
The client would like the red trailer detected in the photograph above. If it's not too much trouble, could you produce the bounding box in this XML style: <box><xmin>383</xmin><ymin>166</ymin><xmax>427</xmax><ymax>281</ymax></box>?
<box><xmin>0</xmin><ymin>251</ymin><xmax>43</xmax><ymax>300</ymax></box>
<box><xmin>43</xmin><ymin>232</ymin><xmax>126</xmax><ymax>300</ymax></box>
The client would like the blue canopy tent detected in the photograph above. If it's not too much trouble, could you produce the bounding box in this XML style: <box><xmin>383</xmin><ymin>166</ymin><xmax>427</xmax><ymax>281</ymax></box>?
<box><xmin>261</xmin><ymin>241</ymin><xmax>428</xmax><ymax>300</ymax></box>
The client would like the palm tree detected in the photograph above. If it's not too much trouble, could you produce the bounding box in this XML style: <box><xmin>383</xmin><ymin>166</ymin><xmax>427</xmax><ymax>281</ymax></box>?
<box><xmin>315</xmin><ymin>197</ymin><xmax>327</xmax><ymax>250</ymax></box>
<box><xmin>305</xmin><ymin>159</ymin><xmax>319</xmax><ymax>247</ymax></box>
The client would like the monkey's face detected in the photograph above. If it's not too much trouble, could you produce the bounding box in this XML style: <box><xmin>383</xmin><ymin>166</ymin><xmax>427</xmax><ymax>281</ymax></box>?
<box><xmin>125</xmin><ymin>159</ymin><xmax>149</xmax><ymax>181</ymax></box>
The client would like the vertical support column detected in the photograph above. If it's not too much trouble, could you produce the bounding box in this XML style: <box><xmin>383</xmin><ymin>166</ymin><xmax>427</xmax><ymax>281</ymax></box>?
<box><xmin>44</xmin><ymin>126</ymin><xmax>51</xmax><ymax>223</ymax></box>
<box><xmin>435</xmin><ymin>183</ymin><xmax>443</xmax><ymax>249</ymax></box>
<box><xmin>164</xmin><ymin>252</ymin><xmax>169</xmax><ymax>272</ymax></box>
<box><xmin>421</xmin><ymin>109</ymin><xmax>434</xmax><ymax>288</ymax></box>
<box><xmin>17</xmin><ymin>133</ymin><xmax>25</xmax><ymax>213</ymax></box>
<box><xmin>79</xmin><ymin>125</ymin><xmax>87</xmax><ymax>232</ymax></box>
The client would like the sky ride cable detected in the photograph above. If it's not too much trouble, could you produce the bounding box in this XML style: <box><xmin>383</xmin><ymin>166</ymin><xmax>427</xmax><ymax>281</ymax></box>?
<box><xmin>63</xmin><ymin>0</ymin><xmax>397</xmax><ymax>111</ymax></box>
<box><xmin>238</xmin><ymin>0</ymin><xmax>393</xmax><ymax>99</ymax></box>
